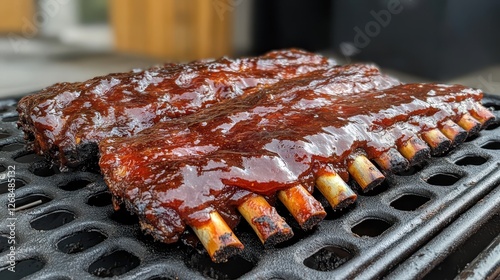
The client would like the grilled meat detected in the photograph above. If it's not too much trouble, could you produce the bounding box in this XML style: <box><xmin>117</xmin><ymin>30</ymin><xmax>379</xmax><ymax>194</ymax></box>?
<box><xmin>99</xmin><ymin>64</ymin><xmax>489</xmax><ymax>257</ymax></box>
<box><xmin>17</xmin><ymin>49</ymin><xmax>341</xmax><ymax>169</ymax></box>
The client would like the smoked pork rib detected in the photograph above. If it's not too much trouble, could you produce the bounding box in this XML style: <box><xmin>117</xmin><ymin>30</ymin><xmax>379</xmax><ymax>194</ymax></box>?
<box><xmin>17</xmin><ymin>49</ymin><xmax>342</xmax><ymax>169</ymax></box>
<box><xmin>99</xmin><ymin>65</ymin><xmax>487</xmax><ymax>250</ymax></box>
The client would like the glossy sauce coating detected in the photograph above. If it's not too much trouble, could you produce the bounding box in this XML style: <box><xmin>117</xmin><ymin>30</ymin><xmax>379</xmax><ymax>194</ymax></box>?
<box><xmin>99</xmin><ymin>69</ymin><xmax>482</xmax><ymax>243</ymax></box>
<box><xmin>17</xmin><ymin>49</ymin><xmax>337</xmax><ymax>168</ymax></box>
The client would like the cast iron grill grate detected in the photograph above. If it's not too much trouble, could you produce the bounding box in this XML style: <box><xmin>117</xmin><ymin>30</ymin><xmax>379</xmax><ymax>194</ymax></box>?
<box><xmin>0</xmin><ymin>95</ymin><xmax>499</xmax><ymax>280</ymax></box>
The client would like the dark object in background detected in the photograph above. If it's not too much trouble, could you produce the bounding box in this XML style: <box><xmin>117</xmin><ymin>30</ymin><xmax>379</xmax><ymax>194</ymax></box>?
<box><xmin>252</xmin><ymin>0</ymin><xmax>500</xmax><ymax>79</ymax></box>
<box><xmin>332</xmin><ymin>0</ymin><xmax>500</xmax><ymax>79</ymax></box>
<box><xmin>252</xmin><ymin>0</ymin><xmax>332</xmax><ymax>54</ymax></box>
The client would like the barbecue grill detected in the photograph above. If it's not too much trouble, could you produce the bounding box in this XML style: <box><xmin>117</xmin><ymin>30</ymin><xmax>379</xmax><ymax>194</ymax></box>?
<box><xmin>0</xmin><ymin>94</ymin><xmax>499</xmax><ymax>280</ymax></box>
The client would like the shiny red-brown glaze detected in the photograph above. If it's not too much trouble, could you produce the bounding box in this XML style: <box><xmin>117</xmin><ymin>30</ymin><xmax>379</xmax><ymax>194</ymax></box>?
<box><xmin>99</xmin><ymin>71</ymin><xmax>482</xmax><ymax>243</ymax></box>
<box><xmin>18</xmin><ymin>49</ymin><xmax>342</xmax><ymax>168</ymax></box>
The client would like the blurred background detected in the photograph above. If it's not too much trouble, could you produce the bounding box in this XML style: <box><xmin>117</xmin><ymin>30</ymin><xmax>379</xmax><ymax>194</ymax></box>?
<box><xmin>1</xmin><ymin>0</ymin><xmax>500</xmax><ymax>97</ymax></box>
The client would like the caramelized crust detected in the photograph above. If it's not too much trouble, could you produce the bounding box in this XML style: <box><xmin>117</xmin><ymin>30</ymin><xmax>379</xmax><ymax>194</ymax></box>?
<box><xmin>99</xmin><ymin>69</ymin><xmax>482</xmax><ymax>243</ymax></box>
<box><xmin>17</xmin><ymin>49</ymin><xmax>338</xmax><ymax>169</ymax></box>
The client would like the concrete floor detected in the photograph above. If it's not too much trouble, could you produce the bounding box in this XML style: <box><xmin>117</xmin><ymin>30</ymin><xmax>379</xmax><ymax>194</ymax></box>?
<box><xmin>1</xmin><ymin>38</ymin><xmax>500</xmax><ymax>98</ymax></box>
<box><xmin>0</xmin><ymin>38</ymin><xmax>161</xmax><ymax>98</ymax></box>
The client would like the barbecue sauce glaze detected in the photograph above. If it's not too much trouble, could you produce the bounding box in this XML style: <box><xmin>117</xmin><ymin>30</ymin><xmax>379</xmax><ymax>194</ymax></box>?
<box><xmin>18</xmin><ymin>49</ymin><xmax>339</xmax><ymax>168</ymax></box>
<box><xmin>99</xmin><ymin>69</ymin><xmax>482</xmax><ymax>243</ymax></box>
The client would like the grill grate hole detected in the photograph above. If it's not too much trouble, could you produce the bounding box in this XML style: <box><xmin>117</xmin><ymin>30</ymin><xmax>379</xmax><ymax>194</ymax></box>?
<box><xmin>0</xmin><ymin>132</ymin><xmax>10</xmax><ymax>139</ymax></box>
<box><xmin>87</xmin><ymin>191</ymin><xmax>112</xmax><ymax>207</ymax></box>
<box><xmin>2</xmin><ymin>116</ymin><xmax>18</xmax><ymax>122</ymax></box>
<box><xmin>0</xmin><ymin>258</ymin><xmax>45</xmax><ymax>279</ymax></box>
<box><xmin>464</xmin><ymin>134</ymin><xmax>481</xmax><ymax>142</ymax></box>
<box><xmin>481</xmin><ymin>140</ymin><xmax>500</xmax><ymax>150</ymax></box>
<box><xmin>395</xmin><ymin>163</ymin><xmax>426</xmax><ymax>176</ymax></box>
<box><xmin>14</xmin><ymin>152</ymin><xmax>45</xmax><ymax>163</ymax></box>
<box><xmin>303</xmin><ymin>245</ymin><xmax>354</xmax><ymax>271</ymax></box>
<box><xmin>88</xmin><ymin>250</ymin><xmax>140</xmax><ymax>277</ymax></box>
<box><xmin>0</xmin><ymin>179</ymin><xmax>26</xmax><ymax>195</ymax></box>
<box><xmin>352</xmin><ymin>218</ymin><xmax>392</xmax><ymax>237</ymax></box>
<box><xmin>485</xmin><ymin>122</ymin><xmax>500</xmax><ymax>130</ymax></box>
<box><xmin>185</xmin><ymin>251</ymin><xmax>255</xmax><ymax>280</ymax></box>
<box><xmin>486</xmin><ymin>104</ymin><xmax>500</xmax><ymax>111</ymax></box>
<box><xmin>110</xmin><ymin>207</ymin><xmax>139</xmax><ymax>225</ymax></box>
<box><xmin>15</xmin><ymin>194</ymin><xmax>51</xmax><ymax>211</ymax></box>
<box><xmin>60</xmin><ymin>179</ymin><xmax>92</xmax><ymax>191</ymax></box>
<box><xmin>425</xmin><ymin>173</ymin><xmax>462</xmax><ymax>186</ymax></box>
<box><xmin>390</xmin><ymin>194</ymin><xmax>430</xmax><ymax>211</ymax></box>
<box><xmin>30</xmin><ymin>210</ymin><xmax>75</xmax><ymax>230</ymax></box>
<box><xmin>0</xmin><ymin>235</ymin><xmax>9</xmax><ymax>253</ymax></box>
<box><xmin>0</xmin><ymin>165</ymin><xmax>5</xmax><ymax>172</ymax></box>
<box><xmin>30</xmin><ymin>165</ymin><xmax>60</xmax><ymax>177</ymax></box>
<box><xmin>57</xmin><ymin>230</ymin><xmax>107</xmax><ymax>254</ymax></box>
<box><xmin>454</xmin><ymin>155</ymin><xmax>488</xmax><ymax>166</ymax></box>
<box><xmin>1</xmin><ymin>143</ymin><xmax>24</xmax><ymax>151</ymax></box>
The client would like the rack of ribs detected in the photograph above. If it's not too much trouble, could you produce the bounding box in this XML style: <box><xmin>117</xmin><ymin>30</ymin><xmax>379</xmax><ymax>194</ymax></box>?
<box><xmin>99</xmin><ymin>68</ymin><xmax>495</xmax><ymax>262</ymax></box>
<box><xmin>17</xmin><ymin>50</ymin><xmax>495</xmax><ymax>263</ymax></box>
<box><xmin>18</xmin><ymin>49</ymin><xmax>347</xmax><ymax>169</ymax></box>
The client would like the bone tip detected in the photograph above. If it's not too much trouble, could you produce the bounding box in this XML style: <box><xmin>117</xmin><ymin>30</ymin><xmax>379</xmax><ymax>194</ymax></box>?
<box><xmin>360</xmin><ymin>177</ymin><xmax>385</xmax><ymax>193</ymax></box>
<box><xmin>212</xmin><ymin>240</ymin><xmax>245</xmax><ymax>263</ymax></box>
<box><xmin>429</xmin><ymin>140</ymin><xmax>452</xmax><ymax>156</ymax></box>
<box><xmin>316</xmin><ymin>172</ymin><xmax>358</xmax><ymax>210</ymax></box>
<box><xmin>481</xmin><ymin>116</ymin><xmax>497</xmax><ymax>128</ymax></box>
<box><xmin>459</xmin><ymin>114</ymin><xmax>482</xmax><ymax>135</ymax></box>
<box><xmin>299</xmin><ymin>212</ymin><xmax>327</xmax><ymax>231</ymax></box>
<box><xmin>409</xmin><ymin>147</ymin><xmax>431</xmax><ymax>165</ymax></box>
<box><xmin>374</xmin><ymin>151</ymin><xmax>409</xmax><ymax>174</ymax></box>
<box><xmin>475</xmin><ymin>104</ymin><xmax>497</xmax><ymax>127</ymax></box>
<box><xmin>262</xmin><ymin>227</ymin><xmax>294</xmax><ymax>247</ymax></box>
<box><xmin>332</xmin><ymin>194</ymin><xmax>358</xmax><ymax>209</ymax></box>
<box><xmin>450</xmin><ymin>131</ymin><xmax>468</xmax><ymax>147</ymax></box>
<box><xmin>468</xmin><ymin>124</ymin><xmax>482</xmax><ymax>136</ymax></box>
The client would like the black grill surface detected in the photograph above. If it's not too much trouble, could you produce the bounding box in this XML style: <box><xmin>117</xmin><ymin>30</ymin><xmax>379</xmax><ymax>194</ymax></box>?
<box><xmin>0</xmin><ymin>95</ymin><xmax>499</xmax><ymax>280</ymax></box>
